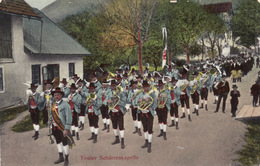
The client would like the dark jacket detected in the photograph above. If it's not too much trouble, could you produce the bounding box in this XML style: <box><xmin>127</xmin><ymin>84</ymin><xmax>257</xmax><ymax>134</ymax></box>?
<box><xmin>251</xmin><ymin>84</ymin><xmax>259</xmax><ymax>96</ymax></box>
<box><xmin>230</xmin><ymin>90</ymin><xmax>240</xmax><ymax>104</ymax></box>
<box><xmin>217</xmin><ymin>81</ymin><xmax>230</xmax><ymax>95</ymax></box>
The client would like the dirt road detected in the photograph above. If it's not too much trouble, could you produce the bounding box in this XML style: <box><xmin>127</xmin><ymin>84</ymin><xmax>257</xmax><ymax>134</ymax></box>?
<box><xmin>1</xmin><ymin>65</ymin><xmax>258</xmax><ymax>166</ymax></box>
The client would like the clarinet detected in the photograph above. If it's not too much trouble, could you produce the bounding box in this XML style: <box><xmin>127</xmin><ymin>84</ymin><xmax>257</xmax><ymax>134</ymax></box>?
<box><xmin>46</xmin><ymin>92</ymin><xmax>54</xmax><ymax>144</ymax></box>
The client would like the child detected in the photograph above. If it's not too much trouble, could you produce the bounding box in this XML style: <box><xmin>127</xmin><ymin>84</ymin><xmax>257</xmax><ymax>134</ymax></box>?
<box><xmin>230</xmin><ymin>85</ymin><xmax>240</xmax><ymax>117</ymax></box>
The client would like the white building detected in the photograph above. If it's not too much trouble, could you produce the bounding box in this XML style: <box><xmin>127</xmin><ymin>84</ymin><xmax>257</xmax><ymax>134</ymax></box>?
<box><xmin>0</xmin><ymin>0</ymin><xmax>91</xmax><ymax>109</ymax></box>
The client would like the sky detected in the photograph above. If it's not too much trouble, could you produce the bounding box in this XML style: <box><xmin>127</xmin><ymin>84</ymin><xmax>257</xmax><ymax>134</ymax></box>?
<box><xmin>24</xmin><ymin>0</ymin><xmax>56</xmax><ymax>10</ymax></box>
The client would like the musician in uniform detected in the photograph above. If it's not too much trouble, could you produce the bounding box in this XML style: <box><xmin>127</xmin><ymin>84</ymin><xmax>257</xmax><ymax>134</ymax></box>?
<box><xmin>134</xmin><ymin>80</ymin><xmax>157</xmax><ymax>153</ymax></box>
<box><xmin>190</xmin><ymin>72</ymin><xmax>201</xmax><ymax>116</ymax></box>
<box><xmin>50</xmin><ymin>87</ymin><xmax>73</xmax><ymax>166</ymax></box>
<box><xmin>60</xmin><ymin>78</ymin><xmax>70</xmax><ymax>99</ymax></box>
<box><xmin>136</xmin><ymin>75</ymin><xmax>143</xmax><ymax>90</ymax></box>
<box><xmin>42</xmin><ymin>80</ymin><xmax>53</xmax><ymax>125</ymax></box>
<box><xmin>84</xmin><ymin>83</ymin><xmax>102</xmax><ymax>143</ymax></box>
<box><xmin>76</xmin><ymin>79</ymin><xmax>88</xmax><ymax>131</ymax></box>
<box><xmin>100</xmin><ymin>79</ymin><xmax>111</xmax><ymax>132</ymax></box>
<box><xmin>107</xmin><ymin>80</ymin><xmax>127</xmax><ymax>149</ymax></box>
<box><xmin>27</xmin><ymin>83</ymin><xmax>44</xmax><ymax>140</ymax></box>
<box><xmin>90</xmin><ymin>73</ymin><xmax>102</xmax><ymax>91</ymax></box>
<box><xmin>169</xmin><ymin>77</ymin><xmax>181</xmax><ymax>130</ymax></box>
<box><xmin>116</xmin><ymin>75</ymin><xmax>126</xmax><ymax>90</ymax></box>
<box><xmin>72</xmin><ymin>74</ymin><xmax>80</xmax><ymax>83</ymax></box>
<box><xmin>214</xmin><ymin>75</ymin><xmax>230</xmax><ymax>113</ymax></box>
<box><xmin>211</xmin><ymin>73</ymin><xmax>222</xmax><ymax>104</ymax></box>
<box><xmin>230</xmin><ymin>84</ymin><xmax>240</xmax><ymax>117</ymax></box>
<box><xmin>199</xmin><ymin>70</ymin><xmax>211</xmax><ymax>111</ymax></box>
<box><xmin>177</xmin><ymin>74</ymin><xmax>192</xmax><ymax>121</ymax></box>
<box><xmin>128</xmin><ymin>80</ymin><xmax>142</xmax><ymax>136</ymax></box>
<box><xmin>68</xmin><ymin>83</ymin><xmax>82</xmax><ymax>140</ymax></box>
<box><xmin>156</xmin><ymin>80</ymin><xmax>171</xmax><ymax>140</ymax></box>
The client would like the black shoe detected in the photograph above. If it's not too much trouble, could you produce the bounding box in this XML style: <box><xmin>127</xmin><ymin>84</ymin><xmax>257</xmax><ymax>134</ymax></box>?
<box><xmin>199</xmin><ymin>104</ymin><xmax>204</xmax><ymax>109</ymax></box>
<box><xmin>138</xmin><ymin>128</ymin><xmax>142</xmax><ymax>136</ymax></box>
<box><xmin>102</xmin><ymin>124</ymin><xmax>107</xmax><ymax>131</ymax></box>
<box><xmin>214</xmin><ymin>111</ymin><xmax>218</xmax><ymax>113</ymax></box>
<box><xmin>205</xmin><ymin>105</ymin><xmax>208</xmax><ymax>111</ymax></box>
<box><xmin>141</xmin><ymin>140</ymin><xmax>148</xmax><ymax>148</ymax></box>
<box><xmin>93</xmin><ymin>134</ymin><xmax>97</xmax><ymax>143</ymax></box>
<box><xmin>111</xmin><ymin>136</ymin><xmax>120</xmax><ymax>145</ymax></box>
<box><xmin>157</xmin><ymin>130</ymin><xmax>163</xmax><ymax>137</ymax></box>
<box><xmin>88</xmin><ymin>133</ymin><xmax>94</xmax><ymax>140</ymax></box>
<box><xmin>180</xmin><ymin>113</ymin><xmax>186</xmax><ymax>118</ymax></box>
<box><xmin>168</xmin><ymin>120</ymin><xmax>175</xmax><ymax>127</ymax></box>
<box><xmin>192</xmin><ymin>109</ymin><xmax>196</xmax><ymax>114</ymax></box>
<box><xmin>214</xmin><ymin>100</ymin><xmax>217</xmax><ymax>104</ymax></box>
<box><xmin>121</xmin><ymin>138</ymin><xmax>125</xmax><ymax>149</ymax></box>
<box><xmin>72</xmin><ymin>130</ymin><xmax>75</xmax><ymax>136</ymax></box>
<box><xmin>76</xmin><ymin>132</ymin><xmax>80</xmax><ymax>140</ymax></box>
<box><xmin>163</xmin><ymin>132</ymin><xmax>167</xmax><ymax>140</ymax></box>
<box><xmin>64</xmin><ymin>155</ymin><xmax>69</xmax><ymax>166</ymax></box>
<box><xmin>147</xmin><ymin>143</ymin><xmax>152</xmax><ymax>153</ymax></box>
<box><xmin>133</xmin><ymin>127</ymin><xmax>138</xmax><ymax>134</ymax></box>
<box><xmin>222</xmin><ymin>110</ymin><xmax>225</xmax><ymax>113</ymax></box>
<box><xmin>188</xmin><ymin>115</ymin><xmax>191</xmax><ymax>122</ymax></box>
<box><xmin>34</xmin><ymin>131</ymin><xmax>39</xmax><ymax>140</ymax></box>
<box><xmin>176</xmin><ymin>122</ymin><xmax>179</xmax><ymax>130</ymax></box>
<box><xmin>54</xmin><ymin>153</ymin><xmax>64</xmax><ymax>164</ymax></box>
<box><xmin>196</xmin><ymin>109</ymin><xmax>199</xmax><ymax>116</ymax></box>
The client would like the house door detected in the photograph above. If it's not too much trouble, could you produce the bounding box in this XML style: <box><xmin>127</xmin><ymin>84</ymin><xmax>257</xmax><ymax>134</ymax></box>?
<box><xmin>42</xmin><ymin>64</ymin><xmax>60</xmax><ymax>88</ymax></box>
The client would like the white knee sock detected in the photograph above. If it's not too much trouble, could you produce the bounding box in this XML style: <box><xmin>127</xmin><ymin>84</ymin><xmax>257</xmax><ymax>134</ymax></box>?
<box><xmin>201</xmin><ymin>100</ymin><xmax>204</xmax><ymax>104</ymax></box>
<box><xmin>148</xmin><ymin>134</ymin><xmax>152</xmax><ymax>143</ymax></box>
<box><xmin>114</xmin><ymin>129</ymin><xmax>119</xmax><ymax>136</ymax></box>
<box><xmin>106</xmin><ymin>119</ymin><xmax>110</xmax><ymax>125</ymax></box>
<box><xmin>187</xmin><ymin>109</ymin><xmax>190</xmax><ymax>115</ymax></box>
<box><xmin>57</xmin><ymin>143</ymin><xmax>63</xmax><ymax>153</ymax></box>
<box><xmin>63</xmin><ymin>145</ymin><xmax>69</xmax><ymax>155</ymax></box>
<box><xmin>182</xmin><ymin>107</ymin><xmax>185</xmax><ymax>113</ymax></box>
<box><xmin>171</xmin><ymin>116</ymin><xmax>175</xmax><ymax>121</ymax></box>
<box><xmin>134</xmin><ymin>120</ymin><xmax>137</xmax><ymax>127</ymax></box>
<box><xmin>71</xmin><ymin>126</ymin><xmax>75</xmax><ymax>131</ymax></box>
<box><xmin>90</xmin><ymin>126</ymin><xmax>94</xmax><ymax>133</ymax></box>
<box><xmin>163</xmin><ymin>124</ymin><xmax>167</xmax><ymax>132</ymax></box>
<box><xmin>144</xmin><ymin>132</ymin><xmax>148</xmax><ymax>140</ymax></box>
<box><xmin>205</xmin><ymin>100</ymin><xmax>207</xmax><ymax>105</ymax></box>
<box><xmin>137</xmin><ymin>121</ymin><xmax>141</xmax><ymax>129</ymax></box>
<box><xmin>33</xmin><ymin>124</ymin><xmax>36</xmax><ymax>130</ymax></box>
<box><xmin>119</xmin><ymin>130</ymin><xmax>124</xmax><ymax>138</ymax></box>
<box><xmin>159</xmin><ymin>123</ymin><xmax>163</xmax><ymax>130</ymax></box>
<box><xmin>195</xmin><ymin>105</ymin><xmax>199</xmax><ymax>110</ymax></box>
<box><xmin>35</xmin><ymin>124</ymin><xmax>39</xmax><ymax>131</ymax></box>
<box><xmin>94</xmin><ymin>128</ymin><xmax>99</xmax><ymax>135</ymax></box>
<box><xmin>176</xmin><ymin>118</ymin><xmax>179</xmax><ymax>122</ymax></box>
<box><xmin>103</xmin><ymin>118</ymin><xmax>106</xmax><ymax>124</ymax></box>
<box><xmin>75</xmin><ymin>127</ymin><xmax>79</xmax><ymax>132</ymax></box>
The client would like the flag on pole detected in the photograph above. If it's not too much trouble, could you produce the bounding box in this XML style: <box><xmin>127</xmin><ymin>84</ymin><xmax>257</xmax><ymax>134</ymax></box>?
<box><xmin>162</xmin><ymin>27</ymin><xmax>167</xmax><ymax>68</ymax></box>
<box><xmin>162</xmin><ymin>48</ymin><xmax>167</xmax><ymax>68</ymax></box>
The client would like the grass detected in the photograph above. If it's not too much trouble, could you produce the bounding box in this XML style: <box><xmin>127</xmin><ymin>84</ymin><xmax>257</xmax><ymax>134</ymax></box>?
<box><xmin>12</xmin><ymin>112</ymin><xmax>47</xmax><ymax>132</ymax></box>
<box><xmin>0</xmin><ymin>105</ymin><xmax>28</xmax><ymax>125</ymax></box>
<box><xmin>236</xmin><ymin>121</ymin><xmax>260</xmax><ymax>166</ymax></box>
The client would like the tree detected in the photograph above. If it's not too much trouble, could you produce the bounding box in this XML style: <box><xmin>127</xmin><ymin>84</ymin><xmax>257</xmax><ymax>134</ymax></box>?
<box><xmin>95</xmin><ymin>0</ymin><xmax>158</xmax><ymax>75</ymax></box>
<box><xmin>231</xmin><ymin>0</ymin><xmax>260</xmax><ymax>48</ymax></box>
<box><xmin>168</xmin><ymin>1</ymin><xmax>208</xmax><ymax>64</ymax></box>
<box><xmin>204</xmin><ymin>13</ymin><xmax>227</xmax><ymax>59</ymax></box>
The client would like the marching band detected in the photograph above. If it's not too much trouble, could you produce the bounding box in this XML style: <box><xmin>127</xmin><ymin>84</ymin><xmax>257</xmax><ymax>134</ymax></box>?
<box><xmin>26</xmin><ymin>56</ymin><xmax>254</xmax><ymax>164</ymax></box>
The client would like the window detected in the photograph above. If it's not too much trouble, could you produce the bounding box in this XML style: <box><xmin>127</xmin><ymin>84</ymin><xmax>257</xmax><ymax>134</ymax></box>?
<box><xmin>0</xmin><ymin>13</ymin><xmax>12</xmax><ymax>59</ymax></box>
<box><xmin>0</xmin><ymin>67</ymin><xmax>3</xmax><ymax>92</ymax></box>
<box><xmin>32</xmin><ymin>65</ymin><xmax>41</xmax><ymax>84</ymax></box>
<box><xmin>69</xmin><ymin>63</ymin><xmax>75</xmax><ymax>77</ymax></box>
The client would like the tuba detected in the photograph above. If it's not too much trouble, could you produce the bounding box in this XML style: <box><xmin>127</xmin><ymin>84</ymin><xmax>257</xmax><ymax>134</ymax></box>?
<box><xmin>106</xmin><ymin>71</ymin><xmax>115</xmax><ymax>81</ymax></box>
<box><xmin>157</xmin><ymin>89</ymin><xmax>167</xmax><ymax>109</ymax></box>
<box><xmin>138</xmin><ymin>89</ymin><xmax>154</xmax><ymax>111</ymax></box>
<box><xmin>86</xmin><ymin>93</ymin><xmax>96</xmax><ymax>106</ymax></box>
<box><xmin>108</xmin><ymin>86</ymin><xmax>122</xmax><ymax>109</ymax></box>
